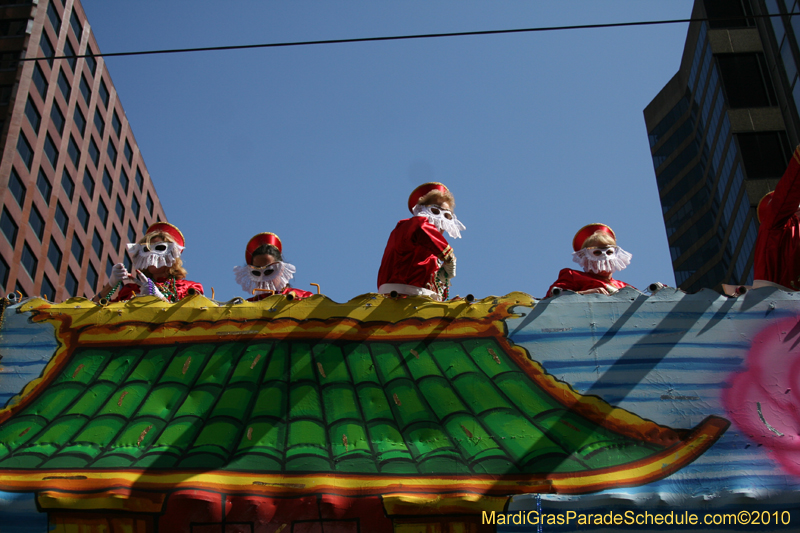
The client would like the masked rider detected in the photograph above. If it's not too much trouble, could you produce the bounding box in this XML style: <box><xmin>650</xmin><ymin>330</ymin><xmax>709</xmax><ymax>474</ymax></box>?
<box><xmin>546</xmin><ymin>223</ymin><xmax>634</xmax><ymax>298</ymax></box>
<box><xmin>95</xmin><ymin>222</ymin><xmax>204</xmax><ymax>303</ymax></box>
<box><xmin>234</xmin><ymin>232</ymin><xmax>313</xmax><ymax>301</ymax></box>
<box><xmin>378</xmin><ymin>182</ymin><xmax>465</xmax><ymax>301</ymax></box>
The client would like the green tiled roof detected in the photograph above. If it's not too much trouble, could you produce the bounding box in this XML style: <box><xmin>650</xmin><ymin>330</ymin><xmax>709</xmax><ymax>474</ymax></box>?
<box><xmin>0</xmin><ymin>337</ymin><xmax>663</xmax><ymax>474</ymax></box>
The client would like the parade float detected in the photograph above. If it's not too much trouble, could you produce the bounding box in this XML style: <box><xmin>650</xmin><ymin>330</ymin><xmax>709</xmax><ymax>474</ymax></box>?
<box><xmin>0</xmin><ymin>286</ymin><xmax>799</xmax><ymax>532</ymax></box>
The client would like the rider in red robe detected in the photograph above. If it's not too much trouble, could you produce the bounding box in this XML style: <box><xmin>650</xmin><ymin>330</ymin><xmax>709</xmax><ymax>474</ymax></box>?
<box><xmin>95</xmin><ymin>222</ymin><xmax>204</xmax><ymax>303</ymax></box>
<box><xmin>753</xmin><ymin>145</ymin><xmax>800</xmax><ymax>290</ymax></box>
<box><xmin>378</xmin><ymin>182</ymin><xmax>463</xmax><ymax>301</ymax></box>
<box><xmin>546</xmin><ymin>223</ymin><xmax>634</xmax><ymax>298</ymax></box>
<box><xmin>233</xmin><ymin>232</ymin><xmax>314</xmax><ymax>302</ymax></box>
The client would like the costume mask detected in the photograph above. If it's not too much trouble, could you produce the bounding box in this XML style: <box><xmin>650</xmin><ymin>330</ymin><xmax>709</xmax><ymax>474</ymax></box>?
<box><xmin>126</xmin><ymin>241</ymin><xmax>183</xmax><ymax>272</ymax></box>
<box><xmin>572</xmin><ymin>245</ymin><xmax>632</xmax><ymax>274</ymax></box>
<box><xmin>412</xmin><ymin>204</ymin><xmax>466</xmax><ymax>239</ymax></box>
<box><xmin>233</xmin><ymin>261</ymin><xmax>296</xmax><ymax>294</ymax></box>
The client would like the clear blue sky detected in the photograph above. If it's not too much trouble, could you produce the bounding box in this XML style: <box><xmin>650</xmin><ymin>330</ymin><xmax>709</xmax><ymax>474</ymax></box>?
<box><xmin>80</xmin><ymin>1</ymin><xmax>693</xmax><ymax>302</ymax></box>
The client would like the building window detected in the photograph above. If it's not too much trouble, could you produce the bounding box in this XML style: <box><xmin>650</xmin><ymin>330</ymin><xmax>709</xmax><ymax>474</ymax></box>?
<box><xmin>92</xmin><ymin>229</ymin><xmax>102</xmax><ymax>257</ymax></box>
<box><xmin>93</xmin><ymin>110</ymin><xmax>104</xmax><ymax>136</ymax></box>
<box><xmin>130</xmin><ymin>195</ymin><xmax>140</xmax><ymax>219</ymax></box>
<box><xmin>37</xmin><ymin>170</ymin><xmax>52</xmax><ymax>203</ymax></box>
<box><xmin>83</xmin><ymin>171</ymin><xmax>95</xmax><ymax>198</ymax></box>
<box><xmin>57</xmin><ymin>70</ymin><xmax>70</xmax><ymax>101</ymax></box>
<box><xmin>86</xmin><ymin>262</ymin><xmax>98</xmax><ymax>292</ymax></box>
<box><xmin>54</xmin><ymin>203</ymin><xmax>68</xmax><ymax>235</ymax></box>
<box><xmin>46</xmin><ymin>1</ymin><xmax>61</xmax><ymax>35</ymax></box>
<box><xmin>127</xmin><ymin>223</ymin><xmax>135</xmax><ymax>243</ymax></box>
<box><xmin>9</xmin><ymin>168</ymin><xmax>26</xmax><ymax>207</ymax></box>
<box><xmin>110</xmin><ymin>226</ymin><xmax>120</xmax><ymax>251</ymax></box>
<box><xmin>123</xmin><ymin>252</ymin><xmax>132</xmax><ymax>272</ymax></box>
<box><xmin>65</xmin><ymin>268</ymin><xmax>77</xmax><ymax>296</ymax></box>
<box><xmin>112</xmin><ymin>110</ymin><xmax>121</xmax><ymax>137</ymax></box>
<box><xmin>114</xmin><ymin>196</ymin><xmax>124</xmax><ymax>220</ymax></box>
<box><xmin>1</xmin><ymin>207</ymin><xmax>18</xmax><ymax>246</ymax></box>
<box><xmin>39</xmin><ymin>32</ymin><xmax>54</xmax><ymax>66</ymax></box>
<box><xmin>717</xmin><ymin>54</ymin><xmax>776</xmax><ymax>108</ymax></box>
<box><xmin>41</xmin><ymin>274</ymin><xmax>55</xmax><ymax>301</ymax></box>
<box><xmin>17</xmin><ymin>134</ymin><xmax>33</xmax><ymax>169</ymax></box>
<box><xmin>50</xmin><ymin>102</ymin><xmax>65</xmax><ymax>135</ymax></box>
<box><xmin>102</xmin><ymin>168</ymin><xmax>112</xmax><ymax>193</ymax></box>
<box><xmin>97</xmin><ymin>198</ymin><xmax>108</xmax><ymax>224</ymax></box>
<box><xmin>105</xmin><ymin>257</ymin><xmax>113</xmax><ymax>278</ymax></box>
<box><xmin>21</xmin><ymin>242</ymin><xmax>37</xmax><ymax>280</ymax></box>
<box><xmin>120</xmin><ymin>168</ymin><xmax>129</xmax><ymax>193</ymax></box>
<box><xmin>0</xmin><ymin>254</ymin><xmax>7</xmax><ymax>289</ymax></box>
<box><xmin>43</xmin><ymin>134</ymin><xmax>58</xmax><ymax>168</ymax></box>
<box><xmin>25</xmin><ymin>97</ymin><xmax>40</xmax><ymax>132</ymax></box>
<box><xmin>79</xmin><ymin>75</ymin><xmax>91</xmax><ymax>102</ymax></box>
<box><xmin>74</xmin><ymin>106</ymin><xmax>86</xmax><ymax>136</ymax></box>
<box><xmin>69</xmin><ymin>9</ymin><xmax>82</xmax><ymax>39</ymax></box>
<box><xmin>88</xmin><ymin>137</ymin><xmax>99</xmax><ymax>166</ymax></box>
<box><xmin>124</xmin><ymin>140</ymin><xmax>133</xmax><ymax>164</ymax></box>
<box><xmin>61</xmin><ymin>172</ymin><xmax>75</xmax><ymax>201</ymax></box>
<box><xmin>141</xmin><ymin>219</ymin><xmax>148</xmax><ymax>236</ymax></box>
<box><xmin>48</xmin><ymin>240</ymin><xmax>62</xmax><ymax>271</ymax></box>
<box><xmin>76</xmin><ymin>200</ymin><xmax>89</xmax><ymax>230</ymax></box>
<box><xmin>0</xmin><ymin>84</ymin><xmax>10</xmax><ymax>105</ymax></box>
<box><xmin>704</xmin><ymin>0</ymin><xmax>754</xmax><ymax>29</ymax></box>
<box><xmin>107</xmin><ymin>142</ymin><xmax>117</xmax><ymax>166</ymax></box>
<box><xmin>135</xmin><ymin>168</ymin><xmax>144</xmax><ymax>190</ymax></box>
<box><xmin>0</xmin><ymin>18</ymin><xmax>28</xmax><ymax>38</ymax></box>
<box><xmin>64</xmin><ymin>39</ymin><xmax>76</xmax><ymax>72</ymax></box>
<box><xmin>71</xmin><ymin>237</ymin><xmax>84</xmax><ymax>264</ymax></box>
<box><xmin>738</xmin><ymin>131</ymin><xmax>792</xmax><ymax>179</ymax></box>
<box><xmin>146</xmin><ymin>193</ymin><xmax>154</xmax><ymax>214</ymax></box>
<box><xmin>32</xmin><ymin>64</ymin><xmax>47</xmax><ymax>97</ymax></box>
<box><xmin>67</xmin><ymin>135</ymin><xmax>80</xmax><ymax>166</ymax></box>
<box><xmin>85</xmin><ymin>52</ymin><xmax>96</xmax><ymax>74</ymax></box>
<box><xmin>0</xmin><ymin>51</ymin><xmax>19</xmax><ymax>71</ymax></box>
<box><xmin>29</xmin><ymin>206</ymin><xmax>44</xmax><ymax>241</ymax></box>
<box><xmin>98</xmin><ymin>79</ymin><xmax>109</xmax><ymax>107</ymax></box>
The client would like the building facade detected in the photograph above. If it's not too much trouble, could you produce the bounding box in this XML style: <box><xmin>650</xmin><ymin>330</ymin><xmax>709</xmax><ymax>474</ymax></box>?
<box><xmin>0</xmin><ymin>0</ymin><xmax>166</xmax><ymax>302</ymax></box>
<box><xmin>644</xmin><ymin>0</ymin><xmax>800</xmax><ymax>292</ymax></box>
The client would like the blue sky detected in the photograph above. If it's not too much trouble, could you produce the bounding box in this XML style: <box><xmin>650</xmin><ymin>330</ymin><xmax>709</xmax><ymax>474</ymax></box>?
<box><xmin>80</xmin><ymin>1</ymin><xmax>694</xmax><ymax>302</ymax></box>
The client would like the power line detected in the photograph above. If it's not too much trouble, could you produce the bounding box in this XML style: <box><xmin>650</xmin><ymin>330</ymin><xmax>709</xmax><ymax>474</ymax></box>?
<box><xmin>19</xmin><ymin>13</ymin><xmax>795</xmax><ymax>62</ymax></box>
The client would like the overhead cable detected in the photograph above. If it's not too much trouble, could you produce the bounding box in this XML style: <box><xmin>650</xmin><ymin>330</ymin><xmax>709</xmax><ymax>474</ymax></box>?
<box><xmin>19</xmin><ymin>13</ymin><xmax>795</xmax><ymax>62</ymax></box>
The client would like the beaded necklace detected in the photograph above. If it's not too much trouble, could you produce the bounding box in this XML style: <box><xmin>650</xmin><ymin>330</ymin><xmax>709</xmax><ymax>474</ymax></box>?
<box><xmin>154</xmin><ymin>277</ymin><xmax>179</xmax><ymax>303</ymax></box>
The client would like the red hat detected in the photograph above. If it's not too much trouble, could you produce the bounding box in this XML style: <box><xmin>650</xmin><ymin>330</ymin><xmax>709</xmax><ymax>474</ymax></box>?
<box><xmin>146</xmin><ymin>222</ymin><xmax>185</xmax><ymax>248</ymax></box>
<box><xmin>245</xmin><ymin>232</ymin><xmax>282</xmax><ymax>265</ymax></box>
<box><xmin>408</xmin><ymin>182</ymin><xmax>451</xmax><ymax>213</ymax></box>
<box><xmin>757</xmin><ymin>191</ymin><xmax>773</xmax><ymax>223</ymax></box>
<box><xmin>572</xmin><ymin>223</ymin><xmax>616</xmax><ymax>252</ymax></box>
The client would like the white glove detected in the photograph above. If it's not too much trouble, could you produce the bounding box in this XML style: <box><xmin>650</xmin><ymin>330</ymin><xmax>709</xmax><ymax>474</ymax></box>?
<box><xmin>443</xmin><ymin>256</ymin><xmax>456</xmax><ymax>279</ymax></box>
<box><xmin>109</xmin><ymin>263</ymin><xmax>129</xmax><ymax>285</ymax></box>
<box><xmin>132</xmin><ymin>271</ymin><xmax>166</xmax><ymax>300</ymax></box>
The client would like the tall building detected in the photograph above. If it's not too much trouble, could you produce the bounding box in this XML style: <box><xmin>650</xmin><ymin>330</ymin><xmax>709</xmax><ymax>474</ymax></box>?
<box><xmin>644</xmin><ymin>0</ymin><xmax>800</xmax><ymax>292</ymax></box>
<box><xmin>0</xmin><ymin>0</ymin><xmax>167</xmax><ymax>302</ymax></box>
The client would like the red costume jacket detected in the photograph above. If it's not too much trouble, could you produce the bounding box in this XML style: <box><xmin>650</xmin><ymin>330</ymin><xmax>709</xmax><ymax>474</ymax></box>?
<box><xmin>754</xmin><ymin>147</ymin><xmax>800</xmax><ymax>289</ymax></box>
<box><xmin>546</xmin><ymin>268</ymin><xmax>632</xmax><ymax>298</ymax></box>
<box><xmin>247</xmin><ymin>286</ymin><xmax>314</xmax><ymax>302</ymax></box>
<box><xmin>377</xmin><ymin>216</ymin><xmax>454</xmax><ymax>294</ymax></box>
<box><xmin>111</xmin><ymin>277</ymin><xmax>204</xmax><ymax>302</ymax></box>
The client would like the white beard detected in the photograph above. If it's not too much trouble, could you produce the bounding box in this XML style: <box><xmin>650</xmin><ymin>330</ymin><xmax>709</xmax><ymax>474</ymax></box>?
<box><xmin>412</xmin><ymin>204</ymin><xmax>466</xmax><ymax>239</ymax></box>
<box><xmin>127</xmin><ymin>242</ymin><xmax>183</xmax><ymax>271</ymax></box>
<box><xmin>233</xmin><ymin>261</ymin><xmax>296</xmax><ymax>294</ymax></box>
<box><xmin>572</xmin><ymin>246</ymin><xmax>632</xmax><ymax>274</ymax></box>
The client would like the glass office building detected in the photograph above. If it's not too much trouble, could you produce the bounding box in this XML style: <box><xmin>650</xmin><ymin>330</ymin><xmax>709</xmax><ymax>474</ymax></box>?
<box><xmin>644</xmin><ymin>0</ymin><xmax>798</xmax><ymax>292</ymax></box>
<box><xmin>0</xmin><ymin>0</ymin><xmax>167</xmax><ymax>302</ymax></box>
